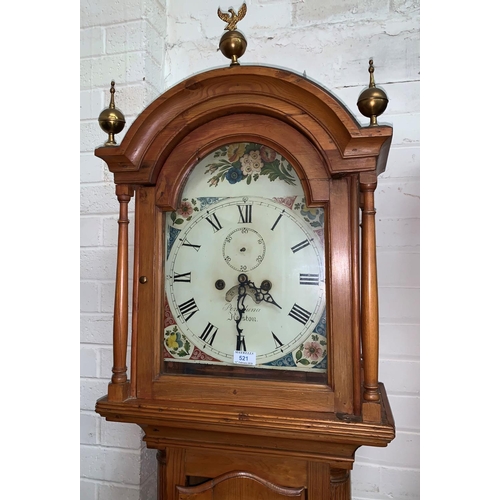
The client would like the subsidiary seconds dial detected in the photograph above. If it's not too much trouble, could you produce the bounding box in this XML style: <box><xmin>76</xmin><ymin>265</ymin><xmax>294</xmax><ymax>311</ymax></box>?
<box><xmin>222</xmin><ymin>227</ymin><xmax>266</xmax><ymax>272</ymax></box>
<box><xmin>165</xmin><ymin>196</ymin><xmax>326</xmax><ymax>366</ymax></box>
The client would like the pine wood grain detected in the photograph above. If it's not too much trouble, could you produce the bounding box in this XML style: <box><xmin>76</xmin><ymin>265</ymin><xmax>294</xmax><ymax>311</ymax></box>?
<box><xmin>94</xmin><ymin>64</ymin><xmax>395</xmax><ymax>500</ymax></box>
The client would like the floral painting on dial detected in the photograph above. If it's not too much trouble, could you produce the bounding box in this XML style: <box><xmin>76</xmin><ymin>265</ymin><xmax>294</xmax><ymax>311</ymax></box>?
<box><xmin>205</xmin><ymin>143</ymin><xmax>296</xmax><ymax>187</ymax></box>
<box><xmin>163</xmin><ymin>142</ymin><xmax>327</xmax><ymax>372</ymax></box>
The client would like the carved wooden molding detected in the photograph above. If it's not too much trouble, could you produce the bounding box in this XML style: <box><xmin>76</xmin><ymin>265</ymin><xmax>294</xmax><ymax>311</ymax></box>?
<box><xmin>95</xmin><ymin>66</ymin><xmax>392</xmax><ymax>185</ymax></box>
<box><xmin>176</xmin><ymin>470</ymin><xmax>305</xmax><ymax>498</ymax></box>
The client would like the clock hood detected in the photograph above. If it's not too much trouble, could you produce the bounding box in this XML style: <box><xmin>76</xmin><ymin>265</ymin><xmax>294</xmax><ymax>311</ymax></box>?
<box><xmin>95</xmin><ymin>65</ymin><xmax>392</xmax><ymax>187</ymax></box>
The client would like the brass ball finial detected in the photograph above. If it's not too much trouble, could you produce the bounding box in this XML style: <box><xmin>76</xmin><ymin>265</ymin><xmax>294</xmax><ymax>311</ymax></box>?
<box><xmin>219</xmin><ymin>30</ymin><xmax>247</xmax><ymax>66</ymax></box>
<box><xmin>217</xmin><ymin>4</ymin><xmax>248</xmax><ymax>66</ymax></box>
<box><xmin>357</xmin><ymin>60</ymin><xmax>389</xmax><ymax>127</ymax></box>
<box><xmin>98</xmin><ymin>81</ymin><xmax>126</xmax><ymax>147</ymax></box>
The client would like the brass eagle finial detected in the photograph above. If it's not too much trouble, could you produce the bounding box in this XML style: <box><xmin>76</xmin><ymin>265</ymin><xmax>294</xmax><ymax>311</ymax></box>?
<box><xmin>217</xmin><ymin>3</ymin><xmax>247</xmax><ymax>31</ymax></box>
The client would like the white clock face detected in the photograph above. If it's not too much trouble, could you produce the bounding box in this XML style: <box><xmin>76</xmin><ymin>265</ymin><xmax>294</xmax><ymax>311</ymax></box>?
<box><xmin>163</xmin><ymin>143</ymin><xmax>327</xmax><ymax>372</ymax></box>
<box><xmin>165</xmin><ymin>196</ymin><xmax>325</xmax><ymax>364</ymax></box>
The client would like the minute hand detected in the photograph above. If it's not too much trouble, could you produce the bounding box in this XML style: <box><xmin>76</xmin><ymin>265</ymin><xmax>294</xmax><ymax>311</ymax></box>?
<box><xmin>234</xmin><ymin>280</ymin><xmax>249</xmax><ymax>351</ymax></box>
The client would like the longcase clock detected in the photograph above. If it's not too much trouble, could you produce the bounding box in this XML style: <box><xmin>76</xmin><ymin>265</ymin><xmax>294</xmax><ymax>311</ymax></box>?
<box><xmin>94</xmin><ymin>12</ymin><xmax>395</xmax><ymax>499</ymax></box>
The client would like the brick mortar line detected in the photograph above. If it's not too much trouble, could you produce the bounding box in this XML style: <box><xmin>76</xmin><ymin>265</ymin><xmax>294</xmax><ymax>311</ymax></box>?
<box><xmin>352</xmin><ymin>462</ymin><xmax>420</xmax><ymax>472</ymax></box>
<box><xmin>81</xmin><ymin>478</ymin><xmax>141</xmax><ymax>489</ymax></box>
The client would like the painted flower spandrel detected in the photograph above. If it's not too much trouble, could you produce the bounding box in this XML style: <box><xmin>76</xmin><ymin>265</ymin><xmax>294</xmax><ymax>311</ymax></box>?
<box><xmin>166</xmin><ymin>333</ymin><xmax>179</xmax><ymax>350</ymax></box>
<box><xmin>164</xmin><ymin>326</ymin><xmax>192</xmax><ymax>358</ymax></box>
<box><xmin>170</xmin><ymin>198</ymin><xmax>200</xmax><ymax>227</ymax></box>
<box><xmin>178</xmin><ymin>200</ymin><xmax>193</xmax><ymax>217</ymax></box>
<box><xmin>303</xmin><ymin>341</ymin><xmax>323</xmax><ymax>361</ymax></box>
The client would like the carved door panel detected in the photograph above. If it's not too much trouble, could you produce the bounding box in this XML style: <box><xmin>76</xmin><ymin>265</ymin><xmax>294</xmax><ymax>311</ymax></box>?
<box><xmin>176</xmin><ymin>471</ymin><xmax>305</xmax><ymax>500</ymax></box>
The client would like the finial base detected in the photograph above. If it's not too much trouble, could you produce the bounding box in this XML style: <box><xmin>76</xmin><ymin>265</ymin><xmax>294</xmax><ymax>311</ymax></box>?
<box><xmin>104</xmin><ymin>134</ymin><xmax>119</xmax><ymax>147</ymax></box>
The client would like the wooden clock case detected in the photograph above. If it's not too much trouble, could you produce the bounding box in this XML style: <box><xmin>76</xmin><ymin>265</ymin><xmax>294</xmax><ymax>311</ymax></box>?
<box><xmin>95</xmin><ymin>65</ymin><xmax>395</xmax><ymax>500</ymax></box>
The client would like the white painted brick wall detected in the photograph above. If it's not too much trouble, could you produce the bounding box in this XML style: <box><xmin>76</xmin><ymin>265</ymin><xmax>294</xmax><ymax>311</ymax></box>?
<box><xmin>80</xmin><ymin>1</ymin><xmax>419</xmax><ymax>499</ymax></box>
<box><xmin>81</xmin><ymin>0</ymin><xmax>166</xmax><ymax>498</ymax></box>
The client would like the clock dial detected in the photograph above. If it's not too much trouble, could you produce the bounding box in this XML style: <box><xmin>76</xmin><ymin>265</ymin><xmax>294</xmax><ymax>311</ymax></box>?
<box><xmin>163</xmin><ymin>143</ymin><xmax>327</xmax><ymax>372</ymax></box>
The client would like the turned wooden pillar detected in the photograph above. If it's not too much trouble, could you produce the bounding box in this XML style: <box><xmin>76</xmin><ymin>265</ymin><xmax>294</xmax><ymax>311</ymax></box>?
<box><xmin>157</xmin><ymin>450</ymin><xmax>167</xmax><ymax>500</ymax></box>
<box><xmin>330</xmin><ymin>469</ymin><xmax>351</xmax><ymax>500</ymax></box>
<box><xmin>108</xmin><ymin>184</ymin><xmax>134</xmax><ymax>402</ymax></box>
<box><xmin>359</xmin><ymin>179</ymin><xmax>380</xmax><ymax>403</ymax></box>
<box><xmin>351</xmin><ymin>175</ymin><xmax>362</xmax><ymax>415</ymax></box>
<box><xmin>165</xmin><ymin>447</ymin><xmax>186</xmax><ymax>500</ymax></box>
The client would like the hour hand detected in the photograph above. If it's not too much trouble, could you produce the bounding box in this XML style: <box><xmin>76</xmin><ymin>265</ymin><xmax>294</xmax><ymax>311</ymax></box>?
<box><xmin>226</xmin><ymin>275</ymin><xmax>280</xmax><ymax>308</ymax></box>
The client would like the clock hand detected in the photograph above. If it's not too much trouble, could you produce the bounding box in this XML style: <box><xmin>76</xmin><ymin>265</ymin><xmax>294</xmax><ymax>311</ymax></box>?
<box><xmin>226</xmin><ymin>275</ymin><xmax>279</xmax><ymax>305</ymax></box>
<box><xmin>246</xmin><ymin>279</ymin><xmax>282</xmax><ymax>310</ymax></box>
<box><xmin>234</xmin><ymin>274</ymin><xmax>249</xmax><ymax>351</ymax></box>
<box><xmin>227</xmin><ymin>276</ymin><xmax>282</xmax><ymax>309</ymax></box>
<box><xmin>230</xmin><ymin>273</ymin><xmax>282</xmax><ymax>352</ymax></box>
<box><xmin>259</xmin><ymin>290</ymin><xmax>282</xmax><ymax>309</ymax></box>
<box><xmin>231</xmin><ymin>273</ymin><xmax>282</xmax><ymax>352</ymax></box>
